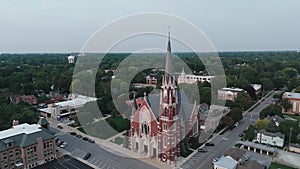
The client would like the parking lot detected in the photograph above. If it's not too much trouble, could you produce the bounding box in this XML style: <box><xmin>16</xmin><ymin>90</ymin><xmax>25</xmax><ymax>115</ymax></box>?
<box><xmin>57</xmin><ymin>131</ymin><xmax>118</xmax><ymax>169</ymax></box>
<box><xmin>34</xmin><ymin>155</ymin><xmax>93</xmax><ymax>169</ymax></box>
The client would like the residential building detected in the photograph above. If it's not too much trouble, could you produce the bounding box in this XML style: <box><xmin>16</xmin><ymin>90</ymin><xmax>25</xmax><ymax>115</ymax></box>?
<box><xmin>0</xmin><ymin>123</ymin><xmax>56</xmax><ymax>169</ymax></box>
<box><xmin>217</xmin><ymin>87</ymin><xmax>244</xmax><ymax>101</ymax></box>
<box><xmin>14</xmin><ymin>95</ymin><xmax>37</xmax><ymax>105</ymax></box>
<box><xmin>214</xmin><ymin>156</ymin><xmax>237</xmax><ymax>169</ymax></box>
<box><xmin>178</xmin><ymin>68</ymin><xmax>214</xmax><ymax>84</ymax></box>
<box><xmin>128</xmin><ymin>32</ymin><xmax>201</xmax><ymax>165</ymax></box>
<box><xmin>282</xmin><ymin>92</ymin><xmax>300</xmax><ymax>115</ymax></box>
<box><xmin>236</xmin><ymin>160</ymin><xmax>264</xmax><ymax>169</ymax></box>
<box><xmin>256</xmin><ymin>129</ymin><xmax>285</xmax><ymax>147</ymax></box>
<box><xmin>214</xmin><ymin>148</ymin><xmax>263</xmax><ymax>169</ymax></box>
<box><xmin>251</xmin><ymin>84</ymin><xmax>262</xmax><ymax>96</ymax></box>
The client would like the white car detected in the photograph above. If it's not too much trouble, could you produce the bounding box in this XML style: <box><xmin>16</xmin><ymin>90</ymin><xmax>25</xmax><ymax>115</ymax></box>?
<box><xmin>212</xmin><ymin>157</ymin><xmax>219</xmax><ymax>163</ymax></box>
<box><xmin>60</xmin><ymin>142</ymin><xmax>67</xmax><ymax>148</ymax></box>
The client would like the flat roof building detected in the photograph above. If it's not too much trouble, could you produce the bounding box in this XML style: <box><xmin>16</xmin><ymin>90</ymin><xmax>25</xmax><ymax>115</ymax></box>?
<box><xmin>0</xmin><ymin>123</ymin><xmax>56</xmax><ymax>169</ymax></box>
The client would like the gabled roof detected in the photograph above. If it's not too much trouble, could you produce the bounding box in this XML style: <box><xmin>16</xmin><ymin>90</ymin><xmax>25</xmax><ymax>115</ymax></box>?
<box><xmin>237</xmin><ymin>160</ymin><xmax>264</xmax><ymax>169</ymax></box>
<box><xmin>224</xmin><ymin>148</ymin><xmax>246</xmax><ymax>161</ymax></box>
<box><xmin>214</xmin><ymin>156</ymin><xmax>237</xmax><ymax>169</ymax></box>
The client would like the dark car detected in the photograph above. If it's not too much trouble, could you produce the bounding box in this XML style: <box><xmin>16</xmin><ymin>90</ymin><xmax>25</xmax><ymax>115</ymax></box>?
<box><xmin>83</xmin><ymin>153</ymin><xmax>91</xmax><ymax>160</ymax></box>
<box><xmin>69</xmin><ymin>132</ymin><xmax>77</xmax><ymax>136</ymax></box>
<box><xmin>198</xmin><ymin>148</ymin><xmax>208</xmax><ymax>153</ymax></box>
<box><xmin>76</xmin><ymin>134</ymin><xmax>82</xmax><ymax>138</ymax></box>
<box><xmin>82</xmin><ymin>137</ymin><xmax>89</xmax><ymax>141</ymax></box>
<box><xmin>88</xmin><ymin>139</ymin><xmax>95</xmax><ymax>143</ymax></box>
<box><xmin>205</xmin><ymin>142</ymin><xmax>215</xmax><ymax>146</ymax></box>
<box><xmin>239</xmin><ymin>133</ymin><xmax>244</xmax><ymax>137</ymax></box>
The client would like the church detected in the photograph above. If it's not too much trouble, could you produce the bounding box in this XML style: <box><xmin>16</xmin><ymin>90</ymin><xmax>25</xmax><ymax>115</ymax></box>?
<box><xmin>128</xmin><ymin>32</ymin><xmax>201</xmax><ymax>164</ymax></box>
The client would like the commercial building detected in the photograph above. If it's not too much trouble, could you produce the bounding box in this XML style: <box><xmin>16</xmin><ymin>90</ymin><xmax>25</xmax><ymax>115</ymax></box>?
<box><xmin>0</xmin><ymin>122</ymin><xmax>56</xmax><ymax>169</ymax></box>
<box><xmin>38</xmin><ymin>94</ymin><xmax>96</xmax><ymax>120</ymax></box>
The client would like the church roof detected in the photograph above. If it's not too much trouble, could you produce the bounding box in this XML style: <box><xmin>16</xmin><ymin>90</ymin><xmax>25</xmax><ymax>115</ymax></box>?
<box><xmin>145</xmin><ymin>91</ymin><xmax>196</xmax><ymax>120</ymax></box>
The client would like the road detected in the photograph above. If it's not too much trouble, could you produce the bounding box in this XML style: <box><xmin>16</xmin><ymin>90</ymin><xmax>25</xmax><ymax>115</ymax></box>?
<box><xmin>54</xmin><ymin>129</ymin><xmax>157</xmax><ymax>169</ymax></box>
<box><xmin>180</xmin><ymin>92</ymin><xmax>276</xmax><ymax>169</ymax></box>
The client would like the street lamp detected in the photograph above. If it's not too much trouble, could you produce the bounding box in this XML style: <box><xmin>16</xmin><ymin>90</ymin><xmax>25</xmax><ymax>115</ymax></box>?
<box><xmin>289</xmin><ymin>127</ymin><xmax>293</xmax><ymax>149</ymax></box>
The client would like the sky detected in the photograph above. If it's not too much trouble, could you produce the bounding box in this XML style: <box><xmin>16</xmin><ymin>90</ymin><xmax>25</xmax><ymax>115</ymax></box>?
<box><xmin>0</xmin><ymin>0</ymin><xmax>299</xmax><ymax>53</ymax></box>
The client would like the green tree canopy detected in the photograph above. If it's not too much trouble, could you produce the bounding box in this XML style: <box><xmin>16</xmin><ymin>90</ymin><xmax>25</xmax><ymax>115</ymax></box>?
<box><xmin>265</xmin><ymin>119</ymin><xmax>279</xmax><ymax>133</ymax></box>
<box><xmin>260</xmin><ymin>104</ymin><xmax>283</xmax><ymax>119</ymax></box>
<box><xmin>235</xmin><ymin>92</ymin><xmax>252</xmax><ymax>110</ymax></box>
<box><xmin>228</xmin><ymin>107</ymin><xmax>243</xmax><ymax>122</ymax></box>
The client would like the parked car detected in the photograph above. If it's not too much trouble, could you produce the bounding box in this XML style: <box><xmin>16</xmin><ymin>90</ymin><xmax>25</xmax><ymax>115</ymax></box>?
<box><xmin>198</xmin><ymin>148</ymin><xmax>208</xmax><ymax>153</ymax></box>
<box><xmin>239</xmin><ymin>133</ymin><xmax>244</xmax><ymax>137</ymax></box>
<box><xmin>57</xmin><ymin>125</ymin><xmax>63</xmax><ymax>129</ymax></box>
<box><xmin>83</xmin><ymin>153</ymin><xmax>91</xmax><ymax>160</ymax></box>
<box><xmin>88</xmin><ymin>139</ymin><xmax>95</xmax><ymax>143</ymax></box>
<box><xmin>212</xmin><ymin>157</ymin><xmax>219</xmax><ymax>163</ymax></box>
<box><xmin>82</xmin><ymin>137</ymin><xmax>89</xmax><ymax>141</ymax></box>
<box><xmin>60</xmin><ymin>142</ymin><xmax>67</xmax><ymax>148</ymax></box>
<box><xmin>69</xmin><ymin>132</ymin><xmax>77</xmax><ymax>136</ymax></box>
<box><xmin>205</xmin><ymin>142</ymin><xmax>215</xmax><ymax>146</ymax></box>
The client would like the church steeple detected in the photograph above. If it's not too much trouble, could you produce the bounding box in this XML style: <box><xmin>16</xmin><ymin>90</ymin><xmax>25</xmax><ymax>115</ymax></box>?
<box><xmin>164</xmin><ymin>28</ymin><xmax>173</xmax><ymax>85</ymax></box>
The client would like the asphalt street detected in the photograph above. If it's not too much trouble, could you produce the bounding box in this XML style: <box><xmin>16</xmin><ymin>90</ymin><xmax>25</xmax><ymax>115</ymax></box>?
<box><xmin>180</xmin><ymin>92</ymin><xmax>276</xmax><ymax>169</ymax></box>
<box><xmin>54</xmin><ymin>129</ymin><xmax>158</xmax><ymax>169</ymax></box>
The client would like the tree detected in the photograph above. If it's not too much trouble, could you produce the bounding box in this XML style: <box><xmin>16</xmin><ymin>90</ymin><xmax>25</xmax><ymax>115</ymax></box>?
<box><xmin>281</xmin><ymin>98</ymin><xmax>292</xmax><ymax>113</ymax></box>
<box><xmin>283</xmin><ymin>67</ymin><xmax>298</xmax><ymax>79</ymax></box>
<box><xmin>244</xmin><ymin>125</ymin><xmax>256</xmax><ymax>141</ymax></box>
<box><xmin>295</xmin><ymin>86</ymin><xmax>300</xmax><ymax>93</ymax></box>
<box><xmin>220</xmin><ymin>115</ymin><xmax>234</xmax><ymax>127</ymax></box>
<box><xmin>265</xmin><ymin>120</ymin><xmax>279</xmax><ymax>133</ymax></box>
<box><xmin>255</xmin><ymin>119</ymin><xmax>269</xmax><ymax>130</ymax></box>
<box><xmin>260</xmin><ymin>78</ymin><xmax>274</xmax><ymax>92</ymax></box>
<box><xmin>279</xmin><ymin>120</ymin><xmax>300</xmax><ymax>143</ymax></box>
<box><xmin>235</xmin><ymin>92</ymin><xmax>252</xmax><ymax>110</ymax></box>
<box><xmin>228</xmin><ymin>107</ymin><xmax>243</xmax><ymax>122</ymax></box>
<box><xmin>259</xmin><ymin>104</ymin><xmax>283</xmax><ymax>119</ymax></box>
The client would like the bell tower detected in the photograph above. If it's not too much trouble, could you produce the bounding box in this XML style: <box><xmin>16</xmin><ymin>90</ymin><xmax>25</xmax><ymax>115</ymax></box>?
<box><xmin>158</xmin><ymin>30</ymin><xmax>180</xmax><ymax>164</ymax></box>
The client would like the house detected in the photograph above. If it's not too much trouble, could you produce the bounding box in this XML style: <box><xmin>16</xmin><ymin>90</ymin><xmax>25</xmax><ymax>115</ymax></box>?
<box><xmin>217</xmin><ymin>87</ymin><xmax>244</xmax><ymax>101</ymax></box>
<box><xmin>214</xmin><ymin>148</ymin><xmax>251</xmax><ymax>169</ymax></box>
<box><xmin>128</xmin><ymin>32</ymin><xmax>201</xmax><ymax>165</ymax></box>
<box><xmin>282</xmin><ymin>92</ymin><xmax>300</xmax><ymax>115</ymax></box>
<box><xmin>178</xmin><ymin>68</ymin><xmax>214</xmax><ymax>84</ymax></box>
<box><xmin>251</xmin><ymin>84</ymin><xmax>262</xmax><ymax>96</ymax></box>
<box><xmin>236</xmin><ymin>160</ymin><xmax>264</xmax><ymax>169</ymax></box>
<box><xmin>224</xmin><ymin>148</ymin><xmax>246</xmax><ymax>165</ymax></box>
<box><xmin>0</xmin><ymin>122</ymin><xmax>56</xmax><ymax>169</ymax></box>
<box><xmin>14</xmin><ymin>95</ymin><xmax>37</xmax><ymax>105</ymax></box>
<box><xmin>214</xmin><ymin>156</ymin><xmax>237</xmax><ymax>169</ymax></box>
<box><xmin>256</xmin><ymin>129</ymin><xmax>285</xmax><ymax>147</ymax></box>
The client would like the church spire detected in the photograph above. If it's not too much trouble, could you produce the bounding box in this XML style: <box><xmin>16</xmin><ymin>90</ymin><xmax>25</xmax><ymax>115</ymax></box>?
<box><xmin>164</xmin><ymin>27</ymin><xmax>173</xmax><ymax>83</ymax></box>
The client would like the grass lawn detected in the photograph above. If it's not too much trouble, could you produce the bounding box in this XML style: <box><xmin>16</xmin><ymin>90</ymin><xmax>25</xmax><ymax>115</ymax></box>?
<box><xmin>111</xmin><ymin>137</ymin><xmax>124</xmax><ymax>145</ymax></box>
<box><xmin>180</xmin><ymin>149</ymin><xmax>193</xmax><ymax>158</ymax></box>
<box><xmin>269</xmin><ymin>162</ymin><xmax>297</xmax><ymax>169</ymax></box>
<box><xmin>80</xmin><ymin>117</ymin><xmax>130</xmax><ymax>139</ymax></box>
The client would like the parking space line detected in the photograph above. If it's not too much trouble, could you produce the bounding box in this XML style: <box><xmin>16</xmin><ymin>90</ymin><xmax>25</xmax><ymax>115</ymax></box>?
<box><xmin>99</xmin><ymin>161</ymin><xmax>103</xmax><ymax>167</ymax></box>
<box><xmin>102</xmin><ymin>162</ymin><xmax>107</xmax><ymax>168</ymax></box>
